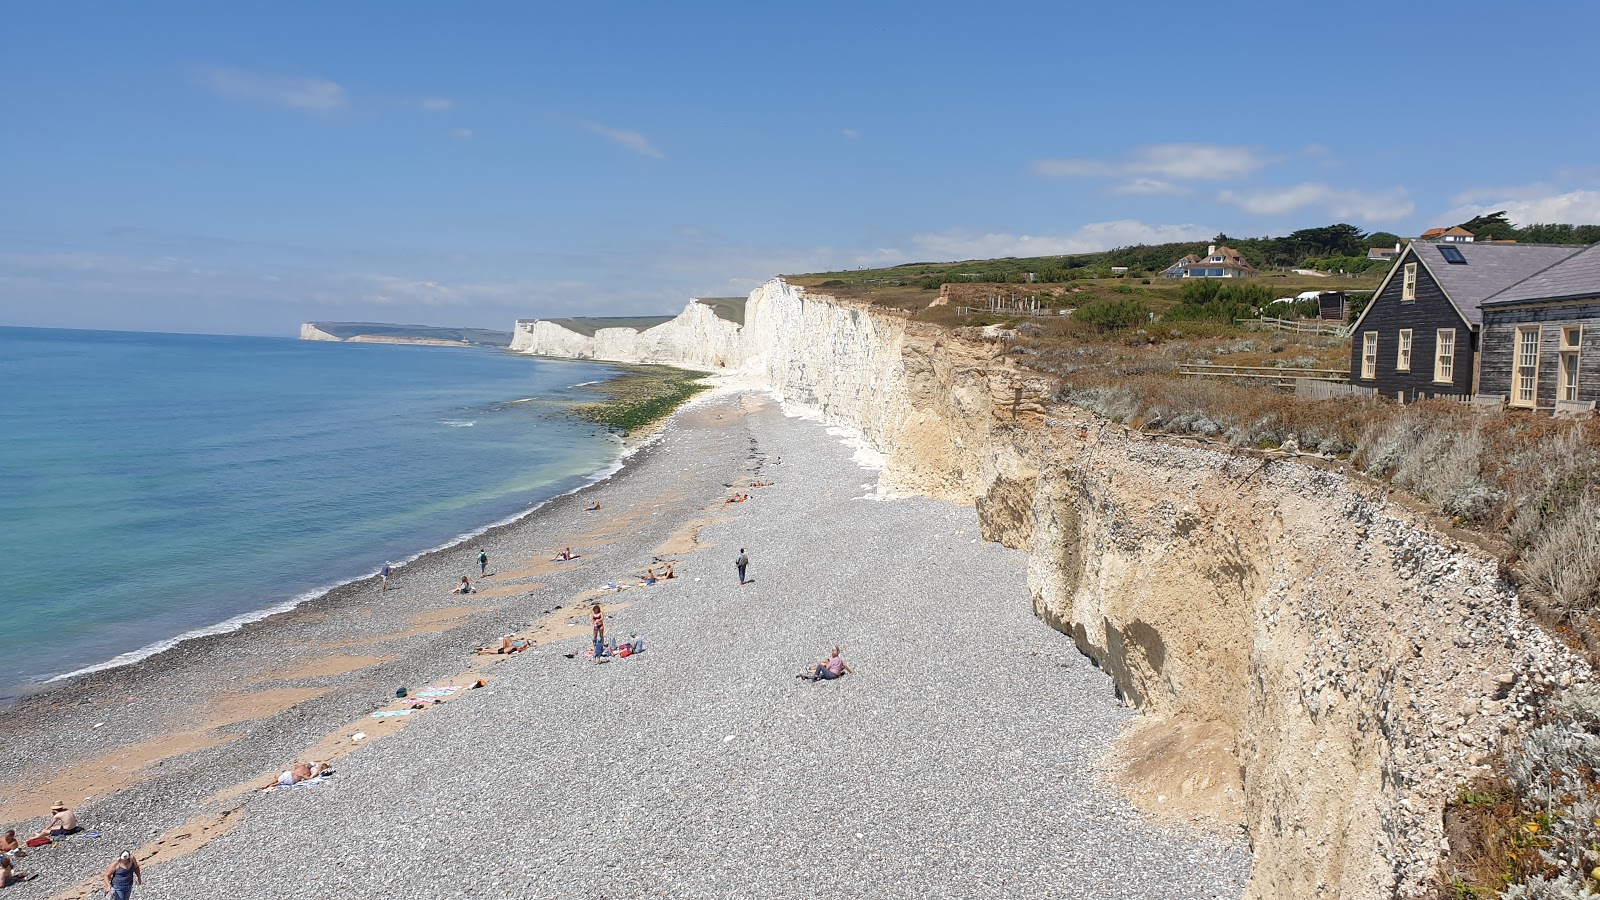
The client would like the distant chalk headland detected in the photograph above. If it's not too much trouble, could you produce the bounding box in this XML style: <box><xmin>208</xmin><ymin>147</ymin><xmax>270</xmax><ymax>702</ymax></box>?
<box><xmin>300</xmin><ymin>321</ymin><xmax>514</xmax><ymax>348</ymax></box>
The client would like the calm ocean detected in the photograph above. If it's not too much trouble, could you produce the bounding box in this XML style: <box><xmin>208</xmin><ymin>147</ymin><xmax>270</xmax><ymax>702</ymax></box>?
<box><xmin>0</xmin><ymin>327</ymin><xmax>625</xmax><ymax>700</ymax></box>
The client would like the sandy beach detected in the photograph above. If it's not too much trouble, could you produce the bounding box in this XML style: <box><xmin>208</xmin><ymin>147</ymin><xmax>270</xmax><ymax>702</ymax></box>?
<box><xmin>0</xmin><ymin>390</ymin><xmax>1250</xmax><ymax>899</ymax></box>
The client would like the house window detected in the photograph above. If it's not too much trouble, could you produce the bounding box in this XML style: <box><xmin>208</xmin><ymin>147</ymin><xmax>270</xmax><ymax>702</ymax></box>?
<box><xmin>1559</xmin><ymin>326</ymin><xmax>1583</xmax><ymax>403</ymax></box>
<box><xmin>1401</xmin><ymin>263</ymin><xmax>1417</xmax><ymax>302</ymax></box>
<box><xmin>1362</xmin><ymin>332</ymin><xmax>1378</xmax><ymax>379</ymax></box>
<box><xmin>1514</xmin><ymin>326</ymin><xmax>1541</xmax><ymax>407</ymax></box>
<box><xmin>1397</xmin><ymin>329</ymin><xmax>1413</xmax><ymax>371</ymax></box>
<box><xmin>1434</xmin><ymin>329</ymin><xmax>1455</xmax><ymax>383</ymax></box>
<box><xmin>1211</xmin><ymin>255</ymin><xmax>1224</xmax><ymax>262</ymax></box>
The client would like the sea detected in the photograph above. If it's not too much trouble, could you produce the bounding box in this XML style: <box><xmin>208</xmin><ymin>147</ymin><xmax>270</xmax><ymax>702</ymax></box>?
<box><xmin>0</xmin><ymin>326</ymin><xmax>628</xmax><ymax>701</ymax></box>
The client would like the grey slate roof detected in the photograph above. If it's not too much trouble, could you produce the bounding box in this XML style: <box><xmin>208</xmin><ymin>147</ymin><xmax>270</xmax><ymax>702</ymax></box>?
<box><xmin>1413</xmin><ymin>242</ymin><xmax>1582</xmax><ymax>325</ymax></box>
<box><xmin>1482</xmin><ymin>241</ymin><xmax>1600</xmax><ymax>307</ymax></box>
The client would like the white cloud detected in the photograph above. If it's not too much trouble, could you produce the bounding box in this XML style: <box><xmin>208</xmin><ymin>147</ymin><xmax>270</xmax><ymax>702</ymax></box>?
<box><xmin>1440</xmin><ymin>187</ymin><xmax>1600</xmax><ymax>226</ymax></box>
<box><xmin>905</xmin><ymin>220</ymin><xmax>1213</xmax><ymax>260</ymax></box>
<box><xmin>195</xmin><ymin>66</ymin><xmax>347</xmax><ymax>112</ymax></box>
<box><xmin>1217</xmin><ymin>183</ymin><xmax>1413</xmax><ymax>222</ymax></box>
<box><xmin>842</xmin><ymin>128</ymin><xmax>860</xmax><ymax>140</ymax></box>
<box><xmin>1034</xmin><ymin>143</ymin><xmax>1271</xmax><ymax>182</ymax></box>
<box><xmin>582</xmin><ymin>122</ymin><xmax>664</xmax><ymax>158</ymax></box>
<box><xmin>420</xmin><ymin>97</ymin><xmax>454</xmax><ymax>112</ymax></box>
<box><xmin>452</xmin><ymin>127</ymin><xmax>473</xmax><ymax>140</ymax></box>
<box><xmin>1112</xmin><ymin>178</ymin><xmax>1188</xmax><ymax>196</ymax></box>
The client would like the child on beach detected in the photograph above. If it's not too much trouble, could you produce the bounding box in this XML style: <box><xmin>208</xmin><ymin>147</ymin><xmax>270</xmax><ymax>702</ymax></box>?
<box><xmin>1</xmin><ymin>855</ymin><xmax>22</xmax><ymax>887</ymax></box>
<box><xmin>454</xmin><ymin>576</ymin><xmax>474</xmax><ymax>595</ymax></box>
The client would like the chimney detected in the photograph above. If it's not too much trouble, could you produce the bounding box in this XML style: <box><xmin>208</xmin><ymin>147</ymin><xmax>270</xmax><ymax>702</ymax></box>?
<box><xmin>1394</xmin><ymin>241</ymin><xmax>1401</xmax><ymax>253</ymax></box>
<box><xmin>1207</xmin><ymin>244</ymin><xmax>1216</xmax><ymax>255</ymax></box>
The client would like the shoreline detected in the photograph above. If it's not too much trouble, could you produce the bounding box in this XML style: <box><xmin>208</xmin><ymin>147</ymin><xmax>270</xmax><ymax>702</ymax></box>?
<box><xmin>6</xmin><ymin>361</ymin><xmax>691</xmax><ymax>706</ymax></box>
<box><xmin>0</xmin><ymin>386</ymin><xmax>746</xmax><ymax>896</ymax></box>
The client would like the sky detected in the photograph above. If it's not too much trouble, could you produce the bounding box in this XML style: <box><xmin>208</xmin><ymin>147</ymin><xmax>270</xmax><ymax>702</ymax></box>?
<box><xmin>5</xmin><ymin>1</ymin><xmax>1600</xmax><ymax>336</ymax></box>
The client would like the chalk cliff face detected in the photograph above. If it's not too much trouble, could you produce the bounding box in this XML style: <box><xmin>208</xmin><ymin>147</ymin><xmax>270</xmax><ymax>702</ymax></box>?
<box><xmin>300</xmin><ymin>323</ymin><xmax>342</xmax><ymax>341</ymax></box>
<box><xmin>511</xmin><ymin>300</ymin><xmax>745</xmax><ymax>370</ymax></box>
<box><xmin>516</xmin><ymin>278</ymin><xmax>1587</xmax><ymax>898</ymax></box>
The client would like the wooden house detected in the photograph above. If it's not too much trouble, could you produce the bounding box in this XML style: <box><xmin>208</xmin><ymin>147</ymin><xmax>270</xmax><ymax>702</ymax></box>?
<box><xmin>1347</xmin><ymin>241</ymin><xmax>1581</xmax><ymax>400</ymax></box>
<box><xmin>1477</xmin><ymin>241</ymin><xmax>1600</xmax><ymax>414</ymax></box>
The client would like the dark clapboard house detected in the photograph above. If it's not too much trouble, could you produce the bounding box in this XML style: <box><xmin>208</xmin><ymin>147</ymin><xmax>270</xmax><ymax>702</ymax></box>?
<box><xmin>1477</xmin><ymin>240</ymin><xmax>1600</xmax><ymax>414</ymax></box>
<box><xmin>1348</xmin><ymin>241</ymin><xmax>1581</xmax><ymax>401</ymax></box>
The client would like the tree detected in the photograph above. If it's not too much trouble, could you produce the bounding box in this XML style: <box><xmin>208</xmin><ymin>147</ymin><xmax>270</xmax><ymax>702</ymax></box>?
<box><xmin>1366</xmin><ymin>231</ymin><xmax>1402</xmax><ymax>249</ymax></box>
<box><xmin>1459</xmin><ymin>211</ymin><xmax>1517</xmax><ymax>241</ymax></box>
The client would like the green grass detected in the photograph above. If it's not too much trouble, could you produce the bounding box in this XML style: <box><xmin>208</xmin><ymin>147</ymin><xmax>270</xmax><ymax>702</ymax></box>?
<box><xmin>574</xmin><ymin>365</ymin><xmax>710</xmax><ymax>435</ymax></box>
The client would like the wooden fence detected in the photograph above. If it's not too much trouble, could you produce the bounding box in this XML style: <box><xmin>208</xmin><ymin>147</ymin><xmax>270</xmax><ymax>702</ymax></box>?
<box><xmin>1235</xmin><ymin>317</ymin><xmax>1349</xmax><ymax>337</ymax></box>
<box><xmin>1179</xmin><ymin>363</ymin><xmax>1349</xmax><ymax>387</ymax></box>
<box><xmin>1295</xmin><ymin>380</ymin><xmax>1378</xmax><ymax>400</ymax></box>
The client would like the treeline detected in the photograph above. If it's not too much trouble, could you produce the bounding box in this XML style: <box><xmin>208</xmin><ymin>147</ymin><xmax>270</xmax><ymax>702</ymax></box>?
<box><xmin>1073</xmin><ymin>280</ymin><xmax>1296</xmax><ymax>330</ymax></box>
<box><xmin>813</xmin><ymin>217</ymin><xmax>1600</xmax><ymax>290</ymax></box>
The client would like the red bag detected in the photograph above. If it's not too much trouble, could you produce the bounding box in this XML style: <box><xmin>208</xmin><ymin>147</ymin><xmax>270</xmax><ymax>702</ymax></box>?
<box><xmin>26</xmin><ymin>836</ymin><xmax>51</xmax><ymax>848</ymax></box>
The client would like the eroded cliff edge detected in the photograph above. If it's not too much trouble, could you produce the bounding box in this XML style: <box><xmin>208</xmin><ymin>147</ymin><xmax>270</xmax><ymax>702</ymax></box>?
<box><xmin>519</xmin><ymin>278</ymin><xmax>1588</xmax><ymax>898</ymax></box>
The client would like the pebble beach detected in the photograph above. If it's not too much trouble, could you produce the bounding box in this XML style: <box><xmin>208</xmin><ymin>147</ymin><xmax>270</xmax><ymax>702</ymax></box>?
<box><xmin>0</xmin><ymin>390</ymin><xmax>1251</xmax><ymax>899</ymax></box>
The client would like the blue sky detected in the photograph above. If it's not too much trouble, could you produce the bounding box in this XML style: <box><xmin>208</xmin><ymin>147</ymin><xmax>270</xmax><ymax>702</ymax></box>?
<box><xmin>5</xmin><ymin>1</ymin><xmax>1600</xmax><ymax>336</ymax></box>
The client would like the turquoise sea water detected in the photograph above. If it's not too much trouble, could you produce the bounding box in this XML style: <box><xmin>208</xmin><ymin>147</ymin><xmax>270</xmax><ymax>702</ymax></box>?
<box><xmin>0</xmin><ymin>327</ymin><xmax>624</xmax><ymax>700</ymax></box>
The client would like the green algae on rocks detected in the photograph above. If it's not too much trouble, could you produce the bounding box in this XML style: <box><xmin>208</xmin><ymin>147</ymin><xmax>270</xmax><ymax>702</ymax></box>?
<box><xmin>576</xmin><ymin>365</ymin><xmax>710</xmax><ymax>434</ymax></box>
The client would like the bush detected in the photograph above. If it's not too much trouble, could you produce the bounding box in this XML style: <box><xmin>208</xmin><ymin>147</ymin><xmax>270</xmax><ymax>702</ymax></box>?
<box><xmin>1073</xmin><ymin>299</ymin><xmax>1149</xmax><ymax>331</ymax></box>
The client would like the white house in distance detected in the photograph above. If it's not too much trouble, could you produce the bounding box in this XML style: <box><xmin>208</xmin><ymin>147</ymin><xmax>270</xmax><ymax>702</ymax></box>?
<box><xmin>1163</xmin><ymin>245</ymin><xmax>1261</xmax><ymax>279</ymax></box>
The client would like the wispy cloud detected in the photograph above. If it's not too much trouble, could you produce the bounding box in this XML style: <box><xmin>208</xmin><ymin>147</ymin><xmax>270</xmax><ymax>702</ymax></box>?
<box><xmin>195</xmin><ymin>66</ymin><xmax>347</xmax><ymax>112</ymax></box>
<box><xmin>1441</xmin><ymin>186</ymin><xmax>1600</xmax><ymax>227</ymax></box>
<box><xmin>451</xmin><ymin>127</ymin><xmax>473</xmax><ymax>140</ymax></box>
<box><xmin>582</xmin><ymin>122</ymin><xmax>664</xmax><ymax>158</ymax></box>
<box><xmin>1033</xmin><ymin>143</ymin><xmax>1272</xmax><ymax>182</ymax></box>
<box><xmin>1112</xmin><ymin>178</ymin><xmax>1188</xmax><ymax>196</ymax></box>
<box><xmin>842</xmin><ymin>128</ymin><xmax>861</xmax><ymax>140</ymax></box>
<box><xmin>905</xmin><ymin>220</ymin><xmax>1213</xmax><ymax>260</ymax></box>
<box><xmin>420</xmin><ymin>97</ymin><xmax>454</xmax><ymax>112</ymax></box>
<box><xmin>1217</xmin><ymin>183</ymin><xmax>1413</xmax><ymax>222</ymax></box>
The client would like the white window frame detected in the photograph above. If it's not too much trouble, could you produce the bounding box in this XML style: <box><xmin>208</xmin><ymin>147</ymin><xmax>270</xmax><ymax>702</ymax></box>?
<box><xmin>1362</xmin><ymin>331</ymin><xmax>1378</xmax><ymax>380</ymax></box>
<box><xmin>1397</xmin><ymin>328</ymin><xmax>1413</xmax><ymax>371</ymax></box>
<box><xmin>1434</xmin><ymin>328</ymin><xmax>1455</xmax><ymax>383</ymax></box>
<box><xmin>1558</xmin><ymin>325</ymin><xmax>1583</xmax><ymax>402</ymax></box>
<box><xmin>1401</xmin><ymin>263</ymin><xmax>1418</xmax><ymax>302</ymax></box>
<box><xmin>1513</xmin><ymin>325</ymin><xmax>1542</xmax><ymax>408</ymax></box>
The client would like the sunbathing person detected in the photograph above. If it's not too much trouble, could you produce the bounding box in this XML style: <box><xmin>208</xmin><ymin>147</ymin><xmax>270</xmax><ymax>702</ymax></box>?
<box><xmin>0</xmin><ymin>829</ymin><xmax>17</xmax><ymax>855</ymax></box>
<box><xmin>585</xmin><ymin>502</ymin><xmax>601</xmax><ymax>511</ymax></box>
<box><xmin>663</xmin><ymin>563</ymin><xmax>675</xmax><ymax>579</ymax></box>
<box><xmin>477</xmin><ymin>635</ymin><xmax>531</xmax><ymax>655</ymax></box>
<box><xmin>639</xmin><ymin>567</ymin><xmax>658</xmax><ymax>586</ymax></box>
<box><xmin>262</xmin><ymin>761</ymin><xmax>328</xmax><ymax>790</ymax></box>
<box><xmin>1</xmin><ymin>855</ymin><xmax>21</xmax><ymax>887</ymax></box>
<box><xmin>552</xmin><ymin>547</ymin><xmax>577</xmax><ymax>561</ymax></box>
<box><xmin>31</xmin><ymin>804</ymin><xmax>79</xmax><ymax>841</ymax></box>
<box><xmin>800</xmin><ymin>647</ymin><xmax>854</xmax><ymax>682</ymax></box>
<box><xmin>454</xmin><ymin>576</ymin><xmax>474</xmax><ymax>595</ymax></box>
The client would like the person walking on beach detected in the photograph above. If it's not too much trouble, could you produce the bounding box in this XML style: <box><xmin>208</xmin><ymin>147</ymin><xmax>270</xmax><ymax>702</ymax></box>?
<box><xmin>104</xmin><ymin>850</ymin><xmax>142</xmax><ymax>900</ymax></box>
<box><xmin>477</xmin><ymin>550</ymin><xmax>488</xmax><ymax>575</ymax></box>
<box><xmin>735</xmin><ymin>548</ymin><xmax>749</xmax><ymax>585</ymax></box>
<box><xmin>380</xmin><ymin>562</ymin><xmax>392</xmax><ymax>593</ymax></box>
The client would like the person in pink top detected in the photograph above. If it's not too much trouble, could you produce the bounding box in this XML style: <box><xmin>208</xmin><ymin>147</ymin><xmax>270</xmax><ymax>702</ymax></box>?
<box><xmin>800</xmin><ymin>646</ymin><xmax>853</xmax><ymax>682</ymax></box>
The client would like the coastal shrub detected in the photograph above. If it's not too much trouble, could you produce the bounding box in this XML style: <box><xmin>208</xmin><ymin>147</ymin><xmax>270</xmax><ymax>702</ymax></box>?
<box><xmin>1522</xmin><ymin>495</ymin><xmax>1600</xmax><ymax>610</ymax></box>
<box><xmin>1073</xmin><ymin>299</ymin><xmax>1149</xmax><ymax>331</ymax></box>
<box><xmin>1503</xmin><ymin>874</ymin><xmax>1600</xmax><ymax>899</ymax></box>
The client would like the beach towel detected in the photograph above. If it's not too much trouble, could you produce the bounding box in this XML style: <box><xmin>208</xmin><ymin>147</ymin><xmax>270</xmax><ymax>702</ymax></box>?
<box><xmin>421</xmin><ymin>686</ymin><xmax>462</xmax><ymax>695</ymax></box>
<box><xmin>369</xmin><ymin>709</ymin><xmax>413</xmax><ymax>718</ymax></box>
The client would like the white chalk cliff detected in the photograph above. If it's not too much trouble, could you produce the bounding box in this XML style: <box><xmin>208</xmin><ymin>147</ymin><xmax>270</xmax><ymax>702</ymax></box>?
<box><xmin>515</xmin><ymin>277</ymin><xmax>1586</xmax><ymax>898</ymax></box>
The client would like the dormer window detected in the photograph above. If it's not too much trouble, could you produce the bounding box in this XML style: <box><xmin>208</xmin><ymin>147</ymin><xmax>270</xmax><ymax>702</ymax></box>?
<box><xmin>1211</xmin><ymin>255</ymin><xmax>1224</xmax><ymax>262</ymax></box>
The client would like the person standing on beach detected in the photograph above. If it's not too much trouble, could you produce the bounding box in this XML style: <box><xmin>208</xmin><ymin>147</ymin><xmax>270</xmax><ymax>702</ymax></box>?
<box><xmin>104</xmin><ymin>850</ymin><xmax>142</xmax><ymax>900</ymax></box>
<box><xmin>477</xmin><ymin>550</ymin><xmax>488</xmax><ymax>575</ymax></box>
<box><xmin>380</xmin><ymin>562</ymin><xmax>392</xmax><ymax>592</ymax></box>
<box><xmin>735</xmin><ymin>548</ymin><xmax>749</xmax><ymax>585</ymax></box>
<box><xmin>590</xmin><ymin>603</ymin><xmax>606</xmax><ymax>656</ymax></box>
